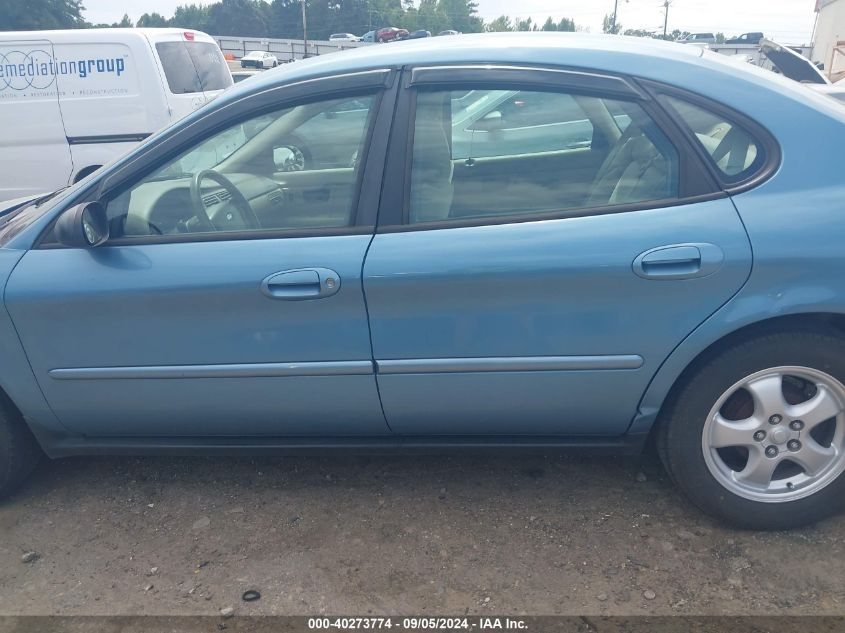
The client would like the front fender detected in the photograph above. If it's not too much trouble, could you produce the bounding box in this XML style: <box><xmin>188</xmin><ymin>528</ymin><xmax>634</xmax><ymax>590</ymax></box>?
<box><xmin>0</xmin><ymin>248</ymin><xmax>69</xmax><ymax>450</ymax></box>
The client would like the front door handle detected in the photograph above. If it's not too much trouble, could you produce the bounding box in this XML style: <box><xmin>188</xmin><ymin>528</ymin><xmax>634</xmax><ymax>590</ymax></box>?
<box><xmin>633</xmin><ymin>243</ymin><xmax>724</xmax><ymax>280</ymax></box>
<box><xmin>260</xmin><ymin>268</ymin><xmax>341</xmax><ymax>300</ymax></box>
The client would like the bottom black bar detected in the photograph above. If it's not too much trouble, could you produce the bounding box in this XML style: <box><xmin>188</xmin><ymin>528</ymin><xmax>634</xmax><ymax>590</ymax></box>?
<box><xmin>1</xmin><ymin>616</ymin><xmax>844</xmax><ymax>633</ymax></box>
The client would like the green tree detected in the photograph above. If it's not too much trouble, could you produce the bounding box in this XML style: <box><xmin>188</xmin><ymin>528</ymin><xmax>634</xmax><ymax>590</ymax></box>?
<box><xmin>715</xmin><ymin>31</ymin><xmax>725</xmax><ymax>44</ymax></box>
<box><xmin>513</xmin><ymin>16</ymin><xmax>535</xmax><ymax>31</ymax></box>
<box><xmin>137</xmin><ymin>12</ymin><xmax>170</xmax><ymax>27</ymax></box>
<box><xmin>602</xmin><ymin>13</ymin><xmax>620</xmax><ymax>34</ymax></box>
<box><xmin>0</xmin><ymin>0</ymin><xmax>86</xmax><ymax>30</ymax></box>
<box><xmin>115</xmin><ymin>13</ymin><xmax>134</xmax><ymax>27</ymax></box>
<box><xmin>437</xmin><ymin>0</ymin><xmax>481</xmax><ymax>33</ymax></box>
<box><xmin>170</xmin><ymin>4</ymin><xmax>212</xmax><ymax>31</ymax></box>
<box><xmin>557</xmin><ymin>17</ymin><xmax>575</xmax><ymax>32</ymax></box>
<box><xmin>268</xmin><ymin>0</ymin><xmax>300</xmax><ymax>38</ymax></box>
<box><xmin>207</xmin><ymin>0</ymin><xmax>270</xmax><ymax>37</ymax></box>
<box><xmin>540</xmin><ymin>16</ymin><xmax>556</xmax><ymax>31</ymax></box>
<box><xmin>485</xmin><ymin>15</ymin><xmax>511</xmax><ymax>32</ymax></box>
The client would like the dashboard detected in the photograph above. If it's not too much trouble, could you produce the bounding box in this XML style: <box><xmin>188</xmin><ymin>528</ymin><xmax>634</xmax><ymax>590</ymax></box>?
<box><xmin>119</xmin><ymin>173</ymin><xmax>285</xmax><ymax>236</ymax></box>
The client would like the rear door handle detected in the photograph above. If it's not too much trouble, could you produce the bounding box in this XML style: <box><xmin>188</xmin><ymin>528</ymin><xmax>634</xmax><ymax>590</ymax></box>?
<box><xmin>633</xmin><ymin>243</ymin><xmax>724</xmax><ymax>280</ymax></box>
<box><xmin>260</xmin><ymin>268</ymin><xmax>341</xmax><ymax>300</ymax></box>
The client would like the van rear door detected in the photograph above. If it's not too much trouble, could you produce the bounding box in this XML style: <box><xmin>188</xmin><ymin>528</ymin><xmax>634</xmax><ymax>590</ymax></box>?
<box><xmin>149</xmin><ymin>32</ymin><xmax>232</xmax><ymax>123</ymax></box>
<box><xmin>0</xmin><ymin>38</ymin><xmax>74</xmax><ymax>201</ymax></box>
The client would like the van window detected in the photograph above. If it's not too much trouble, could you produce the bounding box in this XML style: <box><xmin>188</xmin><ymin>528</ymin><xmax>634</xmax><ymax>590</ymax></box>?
<box><xmin>155</xmin><ymin>42</ymin><xmax>232</xmax><ymax>94</ymax></box>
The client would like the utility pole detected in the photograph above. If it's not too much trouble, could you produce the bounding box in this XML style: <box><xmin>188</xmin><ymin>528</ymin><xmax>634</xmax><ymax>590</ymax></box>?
<box><xmin>662</xmin><ymin>0</ymin><xmax>671</xmax><ymax>38</ymax></box>
<box><xmin>301</xmin><ymin>0</ymin><xmax>308</xmax><ymax>58</ymax></box>
<box><xmin>611</xmin><ymin>0</ymin><xmax>618</xmax><ymax>33</ymax></box>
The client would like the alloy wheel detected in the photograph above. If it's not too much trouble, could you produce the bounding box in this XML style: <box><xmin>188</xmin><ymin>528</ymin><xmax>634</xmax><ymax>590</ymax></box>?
<box><xmin>702</xmin><ymin>366</ymin><xmax>845</xmax><ymax>502</ymax></box>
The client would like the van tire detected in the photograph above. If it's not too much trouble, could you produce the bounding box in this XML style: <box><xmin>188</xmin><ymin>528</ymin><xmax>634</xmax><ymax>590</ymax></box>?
<box><xmin>0</xmin><ymin>395</ymin><xmax>42</xmax><ymax>500</ymax></box>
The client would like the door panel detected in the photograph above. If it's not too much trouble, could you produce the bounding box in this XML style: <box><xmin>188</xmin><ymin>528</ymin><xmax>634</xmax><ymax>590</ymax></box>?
<box><xmin>451</xmin><ymin>148</ymin><xmax>606</xmax><ymax>217</ymax></box>
<box><xmin>267</xmin><ymin>169</ymin><xmax>358</xmax><ymax>228</ymax></box>
<box><xmin>5</xmin><ymin>85</ymin><xmax>392</xmax><ymax>438</ymax></box>
<box><xmin>7</xmin><ymin>236</ymin><xmax>386</xmax><ymax>436</ymax></box>
<box><xmin>364</xmin><ymin>199</ymin><xmax>752</xmax><ymax>435</ymax></box>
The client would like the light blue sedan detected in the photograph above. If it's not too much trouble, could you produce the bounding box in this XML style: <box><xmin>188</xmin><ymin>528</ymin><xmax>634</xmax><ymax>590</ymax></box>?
<box><xmin>1</xmin><ymin>33</ymin><xmax>844</xmax><ymax>529</ymax></box>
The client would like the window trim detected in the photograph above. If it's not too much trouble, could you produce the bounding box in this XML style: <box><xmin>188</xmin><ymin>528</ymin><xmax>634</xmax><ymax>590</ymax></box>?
<box><xmin>35</xmin><ymin>68</ymin><xmax>398</xmax><ymax>249</ymax></box>
<box><xmin>408</xmin><ymin>65</ymin><xmax>646</xmax><ymax>100</ymax></box>
<box><xmin>377</xmin><ymin>64</ymin><xmax>724</xmax><ymax>232</ymax></box>
<box><xmin>639</xmin><ymin>79</ymin><xmax>781</xmax><ymax>194</ymax></box>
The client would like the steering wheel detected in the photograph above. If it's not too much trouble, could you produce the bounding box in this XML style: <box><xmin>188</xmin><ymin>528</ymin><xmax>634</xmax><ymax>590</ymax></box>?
<box><xmin>189</xmin><ymin>169</ymin><xmax>260</xmax><ymax>231</ymax></box>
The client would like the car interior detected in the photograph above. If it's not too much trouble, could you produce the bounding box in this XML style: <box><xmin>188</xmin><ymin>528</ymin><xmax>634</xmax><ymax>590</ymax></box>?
<box><xmin>105</xmin><ymin>96</ymin><xmax>374</xmax><ymax>237</ymax></box>
<box><xmin>410</xmin><ymin>89</ymin><xmax>680</xmax><ymax>223</ymax></box>
<box><xmin>98</xmin><ymin>86</ymin><xmax>759</xmax><ymax>240</ymax></box>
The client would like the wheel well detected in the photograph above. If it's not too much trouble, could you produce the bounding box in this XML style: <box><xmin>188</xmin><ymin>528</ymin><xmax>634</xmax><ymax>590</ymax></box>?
<box><xmin>73</xmin><ymin>165</ymin><xmax>102</xmax><ymax>183</ymax></box>
<box><xmin>650</xmin><ymin>313</ymin><xmax>845</xmax><ymax>441</ymax></box>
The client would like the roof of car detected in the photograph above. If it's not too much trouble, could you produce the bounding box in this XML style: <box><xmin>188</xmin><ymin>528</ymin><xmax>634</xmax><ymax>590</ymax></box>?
<box><xmin>219</xmin><ymin>32</ymin><xmax>844</xmax><ymax>120</ymax></box>
<box><xmin>243</xmin><ymin>32</ymin><xmax>703</xmax><ymax>86</ymax></box>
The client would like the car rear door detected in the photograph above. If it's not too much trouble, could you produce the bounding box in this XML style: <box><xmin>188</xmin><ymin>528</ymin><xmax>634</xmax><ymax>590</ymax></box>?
<box><xmin>362</xmin><ymin>65</ymin><xmax>753</xmax><ymax>436</ymax></box>
<box><xmin>6</xmin><ymin>70</ymin><xmax>396</xmax><ymax>438</ymax></box>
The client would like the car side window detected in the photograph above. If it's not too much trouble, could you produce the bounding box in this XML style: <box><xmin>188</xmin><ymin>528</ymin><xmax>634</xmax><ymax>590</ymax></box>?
<box><xmin>105</xmin><ymin>94</ymin><xmax>376</xmax><ymax>239</ymax></box>
<box><xmin>662</xmin><ymin>96</ymin><xmax>763</xmax><ymax>183</ymax></box>
<box><xmin>408</xmin><ymin>88</ymin><xmax>679</xmax><ymax>224</ymax></box>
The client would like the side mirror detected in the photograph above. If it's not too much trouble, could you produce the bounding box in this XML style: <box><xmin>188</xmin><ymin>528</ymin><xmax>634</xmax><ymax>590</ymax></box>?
<box><xmin>55</xmin><ymin>201</ymin><xmax>109</xmax><ymax>248</ymax></box>
<box><xmin>470</xmin><ymin>110</ymin><xmax>504</xmax><ymax>132</ymax></box>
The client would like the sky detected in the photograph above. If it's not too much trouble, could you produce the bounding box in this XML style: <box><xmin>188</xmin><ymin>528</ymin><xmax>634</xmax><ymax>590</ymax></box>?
<box><xmin>82</xmin><ymin>0</ymin><xmax>819</xmax><ymax>45</ymax></box>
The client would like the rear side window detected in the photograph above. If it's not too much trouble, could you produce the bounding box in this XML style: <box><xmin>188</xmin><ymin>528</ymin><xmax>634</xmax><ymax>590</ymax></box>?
<box><xmin>155</xmin><ymin>42</ymin><xmax>232</xmax><ymax>94</ymax></box>
<box><xmin>662</xmin><ymin>96</ymin><xmax>764</xmax><ymax>184</ymax></box>
<box><xmin>408</xmin><ymin>87</ymin><xmax>680</xmax><ymax>224</ymax></box>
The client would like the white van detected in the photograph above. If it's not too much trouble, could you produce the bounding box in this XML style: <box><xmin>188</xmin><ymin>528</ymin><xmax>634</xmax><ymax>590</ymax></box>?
<box><xmin>0</xmin><ymin>28</ymin><xmax>232</xmax><ymax>202</ymax></box>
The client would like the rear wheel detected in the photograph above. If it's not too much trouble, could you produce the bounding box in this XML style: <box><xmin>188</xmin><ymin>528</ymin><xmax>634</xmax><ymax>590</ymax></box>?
<box><xmin>658</xmin><ymin>328</ymin><xmax>845</xmax><ymax>529</ymax></box>
<box><xmin>0</xmin><ymin>394</ymin><xmax>42</xmax><ymax>500</ymax></box>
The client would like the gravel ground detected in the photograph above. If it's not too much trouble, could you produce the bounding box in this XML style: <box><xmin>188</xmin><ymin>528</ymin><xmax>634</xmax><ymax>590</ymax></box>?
<box><xmin>1</xmin><ymin>452</ymin><xmax>844</xmax><ymax>617</ymax></box>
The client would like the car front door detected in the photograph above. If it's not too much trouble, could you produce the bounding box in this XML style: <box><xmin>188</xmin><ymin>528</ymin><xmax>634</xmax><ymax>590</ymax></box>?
<box><xmin>363</xmin><ymin>66</ymin><xmax>753</xmax><ymax>436</ymax></box>
<box><xmin>6</xmin><ymin>70</ymin><xmax>396</xmax><ymax>437</ymax></box>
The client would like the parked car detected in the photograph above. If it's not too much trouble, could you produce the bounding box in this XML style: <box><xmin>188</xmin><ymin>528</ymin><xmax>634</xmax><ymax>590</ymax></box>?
<box><xmin>377</xmin><ymin>27</ymin><xmax>408</xmax><ymax>42</ymax></box>
<box><xmin>361</xmin><ymin>30</ymin><xmax>377</xmax><ymax>43</ymax></box>
<box><xmin>241</xmin><ymin>51</ymin><xmax>279</xmax><ymax>68</ymax></box>
<box><xmin>406</xmin><ymin>30</ymin><xmax>432</xmax><ymax>39</ymax></box>
<box><xmin>0</xmin><ymin>28</ymin><xmax>231</xmax><ymax>203</ymax></box>
<box><xmin>438</xmin><ymin>30</ymin><xmax>461</xmax><ymax>36</ymax></box>
<box><xmin>726</xmin><ymin>32</ymin><xmax>764</xmax><ymax>45</ymax></box>
<box><xmin>758</xmin><ymin>39</ymin><xmax>845</xmax><ymax>105</ymax></box>
<box><xmin>231</xmin><ymin>69</ymin><xmax>263</xmax><ymax>83</ymax></box>
<box><xmin>1</xmin><ymin>33</ymin><xmax>845</xmax><ymax>530</ymax></box>
<box><xmin>678</xmin><ymin>32</ymin><xmax>716</xmax><ymax>45</ymax></box>
<box><xmin>329</xmin><ymin>33</ymin><xmax>360</xmax><ymax>42</ymax></box>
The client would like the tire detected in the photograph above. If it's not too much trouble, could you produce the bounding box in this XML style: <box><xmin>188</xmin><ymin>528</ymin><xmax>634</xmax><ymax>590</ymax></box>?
<box><xmin>0</xmin><ymin>393</ymin><xmax>42</xmax><ymax>500</ymax></box>
<box><xmin>657</xmin><ymin>327</ymin><xmax>845</xmax><ymax>529</ymax></box>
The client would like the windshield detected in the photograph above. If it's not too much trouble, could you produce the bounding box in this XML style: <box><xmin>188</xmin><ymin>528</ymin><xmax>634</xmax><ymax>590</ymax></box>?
<box><xmin>0</xmin><ymin>194</ymin><xmax>62</xmax><ymax>245</ymax></box>
<box><xmin>155</xmin><ymin>41</ymin><xmax>232</xmax><ymax>94</ymax></box>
